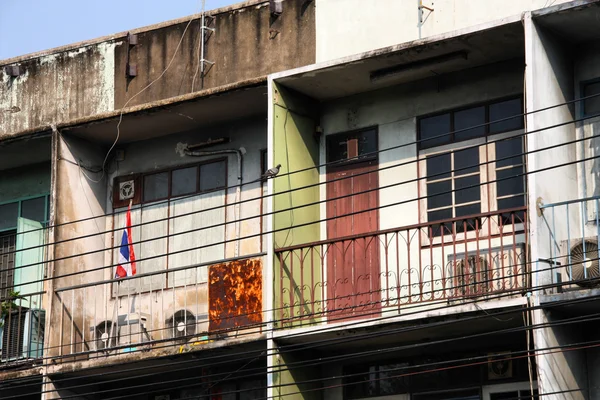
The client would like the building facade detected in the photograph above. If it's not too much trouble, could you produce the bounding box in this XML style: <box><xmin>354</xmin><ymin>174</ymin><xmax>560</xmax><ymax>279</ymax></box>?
<box><xmin>0</xmin><ymin>0</ymin><xmax>599</xmax><ymax>399</ymax></box>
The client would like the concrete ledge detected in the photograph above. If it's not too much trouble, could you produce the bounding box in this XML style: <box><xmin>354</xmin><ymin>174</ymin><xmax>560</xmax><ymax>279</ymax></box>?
<box><xmin>46</xmin><ymin>332</ymin><xmax>266</xmax><ymax>376</ymax></box>
<box><xmin>273</xmin><ymin>296</ymin><xmax>528</xmax><ymax>340</ymax></box>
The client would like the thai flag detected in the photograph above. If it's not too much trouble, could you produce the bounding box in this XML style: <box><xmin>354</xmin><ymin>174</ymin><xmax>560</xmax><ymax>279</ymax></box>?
<box><xmin>115</xmin><ymin>203</ymin><xmax>137</xmax><ymax>278</ymax></box>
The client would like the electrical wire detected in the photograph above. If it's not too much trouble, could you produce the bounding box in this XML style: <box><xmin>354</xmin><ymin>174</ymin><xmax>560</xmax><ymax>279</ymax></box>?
<box><xmin>9</xmin><ymin>89</ymin><xmax>600</xmax><ymax>240</ymax></box>
<box><xmin>0</xmin><ymin>144</ymin><xmax>593</xmax><ymax>293</ymax></box>
<box><xmin>9</xmin><ymin>313</ymin><xmax>600</xmax><ymax>400</ymax></box>
<box><xmin>6</xmin><ymin>266</ymin><xmax>600</xmax><ymax>396</ymax></box>
<box><xmin>4</xmin><ymin>103</ymin><xmax>598</xmax><ymax>269</ymax></box>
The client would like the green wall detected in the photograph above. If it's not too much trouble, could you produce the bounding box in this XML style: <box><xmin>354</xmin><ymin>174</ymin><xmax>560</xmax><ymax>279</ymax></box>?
<box><xmin>272</xmin><ymin>83</ymin><xmax>325</xmax><ymax>330</ymax></box>
<box><xmin>0</xmin><ymin>162</ymin><xmax>51</xmax><ymax>203</ymax></box>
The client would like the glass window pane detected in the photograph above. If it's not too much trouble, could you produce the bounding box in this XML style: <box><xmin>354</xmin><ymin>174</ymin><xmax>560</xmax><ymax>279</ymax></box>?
<box><xmin>490</xmin><ymin>98</ymin><xmax>523</xmax><ymax>133</ymax></box>
<box><xmin>427</xmin><ymin>181</ymin><xmax>452</xmax><ymax>209</ymax></box>
<box><xmin>428</xmin><ymin>208</ymin><xmax>453</xmax><ymax>237</ymax></box>
<box><xmin>498</xmin><ymin>195</ymin><xmax>525</xmax><ymax>210</ymax></box>
<box><xmin>584</xmin><ymin>81</ymin><xmax>600</xmax><ymax>116</ymax></box>
<box><xmin>454</xmin><ymin>147</ymin><xmax>480</xmax><ymax>175</ymax></box>
<box><xmin>327</xmin><ymin>136</ymin><xmax>348</xmax><ymax>162</ymax></box>
<box><xmin>491</xmin><ymin>392</ymin><xmax>519</xmax><ymax>400</ymax></box>
<box><xmin>358</xmin><ymin>129</ymin><xmax>378</xmax><ymax>157</ymax></box>
<box><xmin>455</xmin><ymin>106</ymin><xmax>486</xmax><ymax>141</ymax></box>
<box><xmin>497</xmin><ymin>166</ymin><xmax>525</xmax><ymax>197</ymax></box>
<box><xmin>419</xmin><ymin>113</ymin><xmax>451</xmax><ymax>149</ymax></box>
<box><xmin>455</xmin><ymin>175</ymin><xmax>481</xmax><ymax>204</ymax></box>
<box><xmin>200</xmin><ymin>161</ymin><xmax>226</xmax><ymax>192</ymax></box>
<box><xmin>143</xmin><ymin>172</ymin><xmax>169</xmax><ymax>202</ymax></box>
<box><xmin>21</xmin><ymin>196</ymin><xmax>46</xmax><ymax>222</ymax></box>
<box><xmin>171</xmin><ymin>166</ymin><xmax>197</xmax><ymax>197</ymax></box>
<box><xmin>496</xmin><ymin>137</ymin><xmax>523</xmax><ymax>168</ymax></box>
<box><xmin>455</xmin><ymin>204</ymin><xmax>482</xmax><ymax>233</ymax></box>
<box><xmin>426</xmin><ymin>153</ymin><xmax>451</xmax><ymax>180</ymax></box>
<box><xmin>0</xmin><ymin>202</ymin><xmax>18</xmax><ymax>231</ymax></box>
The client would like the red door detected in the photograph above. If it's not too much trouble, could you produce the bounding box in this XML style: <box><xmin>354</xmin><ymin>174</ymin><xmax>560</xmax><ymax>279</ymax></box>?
<box><xmin>326</xmin><ymin>130</ymin><xmax>380</xmax><ymax>322</ymax></box>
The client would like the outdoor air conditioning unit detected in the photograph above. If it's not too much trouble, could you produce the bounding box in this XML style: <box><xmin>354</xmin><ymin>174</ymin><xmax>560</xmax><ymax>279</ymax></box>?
<box><xmin>448</xmin><ymin>244</ymin><xmax>527</xmax><ymax>299</ymax></box>
<box><xmin>559</xmin><ymin>238</ymin><xmax>600</xmax><ymax>289</ymax></box>
<box><xmin>165</xmin><ymin>309</ymin><xmax>208</xmax><ymax>343</ymax></box>
<box><xmin>487</xmin><ymin>352</ymin><xmax>513</xmax><ymax>380</ymax></box>
<box><xmin>90</xmin><ymin>313</ymin><xmax>152</xmax><ymax>353</ymax></box>
<box><xmin>0</xmin><ymin>308</ymin><xmax>45</xmax><ymax>362</ymax></box>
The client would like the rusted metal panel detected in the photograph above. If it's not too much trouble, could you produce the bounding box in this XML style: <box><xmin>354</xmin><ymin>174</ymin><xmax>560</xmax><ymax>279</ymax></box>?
<box><xmin>208</xmin><ymin>258</ymin><xmax>262</xmax><ymax>332</ymax></box>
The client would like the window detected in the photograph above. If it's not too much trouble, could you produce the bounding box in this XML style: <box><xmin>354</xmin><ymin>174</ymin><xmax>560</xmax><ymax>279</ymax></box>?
<box><xmin>583</xmin><ymin>79</ymin><xmax>600</xmax><ymax>116</ymax></box>
<box><xmin>142</xmin><ymin>159</ymin><xmax>227</xmax><ymax>203</ymax></box>
<box><xmin>113</xmin><ymin>160</ymin><xmax>227</xmax><ymax>294</ymax></box>
<box><xmin>345</xmin><ymin>362</ymin><xmax>409</xmax><ymax>399</ymax></box>
<box><xmin>425</xmin><ymin>148</ymin><xmax>482</xmax><ymax>237</ymax></box>
<box><xmin>418</xmin><ymin>97</ymin><xmax>524</xmax><ymax>150</ymax></box>
<box><xmin>490</xmin><ymin>389</ymin><xmax>538</xmax><ymax>399</ymax></box>
<box><xmin>327</xmin><ymin>129</ymin><xmax>377</xmax><ymax>163</ymax></box>
<box><xmin>412</xmin><ymin>388</ymin><xmax>481</xmax><ymax>400</ymax></box>
<box><xmin>0</xmin><ymin>195</ymin><xmax>49</xmax><ymax>300</ymax></box>
<box><xmin>419</xmin><ymin>98</ymin><xmax>526</xmax><ymax>236</ymax></box>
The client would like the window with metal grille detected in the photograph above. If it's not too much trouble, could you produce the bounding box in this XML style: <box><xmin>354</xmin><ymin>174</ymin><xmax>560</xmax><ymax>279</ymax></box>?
<box><xmin>0</xmin><ymin>232</ymin><xmax>16</xmax><ymax>301</ymax></box>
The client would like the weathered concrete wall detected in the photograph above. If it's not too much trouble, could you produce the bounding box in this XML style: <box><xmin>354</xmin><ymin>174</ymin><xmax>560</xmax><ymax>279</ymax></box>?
<box><xmin>51</xmin><ymin>133</ymin><xmax>108</xmax><ymax>358</ymax></box>
<box><xmin>315</xmin><ymin>0</ymin><xmax>570</xmax><ymax>62</ymax></box>
<box><xmin>1</xmin><ymin>0</ymin><xmax>315</xmax><ymax>140</ymax></box>
<box><xmin>0</xmin><ymin>44</ymin><xmax>116</xmax><ymax>139</ymax></box>
<box><xmin>115</xmin><ymin>0</ymin><xmax>315</xmax><ymax>108</ymax></box>
<box><xmin>524</xmin><ymin>15</ymin><xmax>577</xmax><ymax>290</ymax></box>
<box><xmin>534</xmin><ymin>309</ymin><xmax>588</xmax><ymax>400</ymax></box>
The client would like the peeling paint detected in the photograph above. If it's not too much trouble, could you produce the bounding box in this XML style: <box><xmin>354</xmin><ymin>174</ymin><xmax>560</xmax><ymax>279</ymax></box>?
<box><xmin>208</xmin><ymin>258</ymin><xmax>262</xmax><ymax>332</ymax></box>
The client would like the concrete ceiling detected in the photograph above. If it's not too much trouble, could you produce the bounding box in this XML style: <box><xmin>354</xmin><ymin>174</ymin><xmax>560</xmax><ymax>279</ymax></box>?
<box><xmin>63</xmin><ymin>84</ymin><xmax>267</xmax><ymax>145</ymax></box>
<box><xmin>533</xmin><ymin>1</ymin><xmax>600</xmax><ymax>44</ymax></box>
<box><xmin>0</xmin><ymin>134</ymin><xmax>51</xmax><ymax>170</ymax></box>
<box><xmin>275</xmin><ymin>21</ymin><xmax>525</xmax><ymax>102</ymax></box>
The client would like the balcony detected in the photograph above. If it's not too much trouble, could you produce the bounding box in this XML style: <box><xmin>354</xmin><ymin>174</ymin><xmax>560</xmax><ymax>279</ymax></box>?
<box><xmin>538</xmin><ymin>196</ymin><xmax>600</xmax><ymax>292</ymax></box>
<box><xmin>49</xmin><ymin>256</ymin><xmax>264</xmax><ymax>362</ymax></box>
<box><xmin>275</xmin><ymin>208</ymin><xmax>528</xmax><ymax>328</ymax></box>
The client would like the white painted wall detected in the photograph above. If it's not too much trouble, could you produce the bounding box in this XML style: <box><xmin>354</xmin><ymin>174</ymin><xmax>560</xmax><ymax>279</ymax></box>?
<box><xmin>315</xmin><ymin>0</ymin><xmax>570</xmax><ymax>62</ymax></box>
<box><xmin>317</xmin><ymin>60</ymin><xmax>526</xmax><ymax>312</ymax></box>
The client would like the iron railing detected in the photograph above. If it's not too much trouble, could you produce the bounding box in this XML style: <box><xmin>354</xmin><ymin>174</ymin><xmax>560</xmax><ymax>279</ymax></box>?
<box><xmin>275</xmin><ymin>208</ymin><xmax>528</xmax><ymax>327</ymax></box>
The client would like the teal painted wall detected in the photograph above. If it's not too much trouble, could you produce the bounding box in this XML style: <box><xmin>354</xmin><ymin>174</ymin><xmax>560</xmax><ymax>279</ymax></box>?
<box><xmin>0</xmin><ymin>162</ymin><xmax>51</xmax><ymax>203</ymax></box>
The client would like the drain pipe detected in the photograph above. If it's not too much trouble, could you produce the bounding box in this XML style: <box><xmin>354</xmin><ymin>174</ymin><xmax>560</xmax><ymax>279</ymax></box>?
<box><xmin>184</xmin><ymin>147</ymin><xmax>246</xmax><ymax>257</ymax></box>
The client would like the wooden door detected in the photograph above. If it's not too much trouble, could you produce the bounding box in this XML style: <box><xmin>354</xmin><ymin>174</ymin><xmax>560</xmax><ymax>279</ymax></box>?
<box><xmin>326</xmin><ymin>129</ymin><xmax>380</xmax><ymax>321</ymax></box>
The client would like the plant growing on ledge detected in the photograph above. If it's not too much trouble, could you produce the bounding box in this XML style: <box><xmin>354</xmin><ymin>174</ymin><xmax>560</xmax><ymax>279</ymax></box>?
<box><xmin>0</xmin><ymin>291</ymin><xmax>25</xmax><ymax>328</ymax></box>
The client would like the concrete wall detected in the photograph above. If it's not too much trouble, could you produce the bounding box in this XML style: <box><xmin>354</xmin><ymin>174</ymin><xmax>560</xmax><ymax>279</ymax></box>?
<box><xmin>50</xmin><ymin>133</ymin><xmax>108</xmax><ymax>358</ymax></box>
<box><xmin>524</xmin><ymin>16</ymin><xmax>577</xmax><ymax>290</ymax></box>
<box><xmin>317</xmin><ymin>61</ymin><xmax>526</xmax><ymax>309</ymax></box>
<box><xmin>0</xmin><ymin>0</ymin><xmax>315</xmax><ymax>140</ymax></box>
<box><xmin>47</xmin><ymin>117</ymin><xmax>267</xmax><ymax>360</ymax></box>
<box><xmin>272</xmin><ymin>83</ymin><xmax>321</xmax><ymax>327</ymax></box>
<box><xmin>534</xmin><ymin>309</ymin><xmax>588</xmax><ymax>400</ymax></box>
<box><xmin>314</xmin><ymin>0</ymin><xmax>569</xmax><ymax>62</ymax></box>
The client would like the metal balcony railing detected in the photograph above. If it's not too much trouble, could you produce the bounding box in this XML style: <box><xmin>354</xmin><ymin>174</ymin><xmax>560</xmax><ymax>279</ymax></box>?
<box><xmin>538</xmin><ymin>196</ymin><xmax>600</xmax><ymax>291</ymax></box>
<box><xmin>275</xmin><ymin>208</ymin><xmax>528</xmax><ymax>328</ymax></box>
<box><xmin>50</xmin><ymin>255</ymin><xmax>265</xmax><ymax>362</ymax></box>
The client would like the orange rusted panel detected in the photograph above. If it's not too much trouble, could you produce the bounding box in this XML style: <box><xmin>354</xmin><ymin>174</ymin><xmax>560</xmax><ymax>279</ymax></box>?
<box><xmin>208</xmin><ymin>258</ymin><xmax>262</xmax><ymax>332</ymax></box>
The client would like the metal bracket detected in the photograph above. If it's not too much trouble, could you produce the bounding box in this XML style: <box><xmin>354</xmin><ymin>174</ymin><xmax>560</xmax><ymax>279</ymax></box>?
<box><xmin>126</xmin><ymin>32</ymin><xmax>138</xmax><ymax>78</ymax></box>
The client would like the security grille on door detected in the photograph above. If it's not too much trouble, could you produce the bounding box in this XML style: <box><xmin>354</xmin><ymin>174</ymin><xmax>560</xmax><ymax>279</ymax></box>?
<box><xmin>453</xmin><ymin>256</ymin><xmax>490</xmax><ymax>297</ymax></box>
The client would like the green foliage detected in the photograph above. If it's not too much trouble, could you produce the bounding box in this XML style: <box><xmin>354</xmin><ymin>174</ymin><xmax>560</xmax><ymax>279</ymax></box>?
<box><xmin>0</xmin><ymin>291</ymin><xmax>24</xmax><ymax>328</ymax></box>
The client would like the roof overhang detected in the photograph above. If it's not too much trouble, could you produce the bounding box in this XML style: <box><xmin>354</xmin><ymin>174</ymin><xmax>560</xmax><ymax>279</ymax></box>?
<box><xmin>270</xmin><ymin>16</ymin><xmax>525</xmax><ymax>102</ymax></box>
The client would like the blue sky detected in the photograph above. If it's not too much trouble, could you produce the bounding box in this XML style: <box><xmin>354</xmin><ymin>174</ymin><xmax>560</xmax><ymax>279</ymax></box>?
<box><xmin>0</xmin><ymin>0</ymin><xmax>237</xmax><ymax>60</ymax></box>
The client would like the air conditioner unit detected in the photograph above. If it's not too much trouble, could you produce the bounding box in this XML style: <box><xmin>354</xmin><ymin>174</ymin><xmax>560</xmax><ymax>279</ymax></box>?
<box><xmin>90</xmin><ymin>313</ymin><xmax>152</xmax><ymax>353</ymax></box>
<box><xmin>165</xmin><ymin>310</ymin><xmax>208</xmax><ymax>343</ymax></box>
<box><xmin>559</xmin><ymin>238</ymin><xmax>600</xmax><ymax>289</ymax></box>
<box><xmin>0</xmin><ymin>308</ymin><xmax>45</xmax><ymax>362</ymax></box>
<box><xmin>448</xmin><ymin>244</ymin><xmax>527</xmax><ymax>299</ymax></box>
<box><xmin>91</xmin><ymin>320</ymin><xmax>118</xmax><ymax>353</ymax></box>
<box><xmin>487</xmin><ymin>352</ymin><xmax>513</xmax><ymax>380</ymax></box>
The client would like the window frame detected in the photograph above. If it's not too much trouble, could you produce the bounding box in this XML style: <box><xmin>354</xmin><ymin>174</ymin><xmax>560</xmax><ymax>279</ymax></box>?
<box><xmin>140</xmin><ymin>157</ymin><xmax>228</xmax><ymax>205</ymax></box>
<box><xmin>0</xmin><ymin>194</ymin><xmax>50</xmax><ymax>233</ymax></box>
<box><xmin>111</xmin><ymin>158</ymin><xmax>228</xmax><ymax>296</ymax></box>
<box><xmin>581</xmin><ymin>77</ymin><xmax>600</xmax><ymax>117</ymax></box>
<box><xmin>417</xmin><ymin>96</ymin><xmax>524</xmax><ymax>151</ymax></box>
<box><xmin>418</xmin><ymin>128</ymin><xmax>526</xmax><ymax>246</ymax></box>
